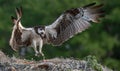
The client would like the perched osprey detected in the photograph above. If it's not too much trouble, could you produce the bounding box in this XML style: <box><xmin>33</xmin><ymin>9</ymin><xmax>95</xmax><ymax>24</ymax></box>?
<box><xmin>9</xmin><ymin>3</ymin><xmax>104</xmax><ymax>57</ymax></box>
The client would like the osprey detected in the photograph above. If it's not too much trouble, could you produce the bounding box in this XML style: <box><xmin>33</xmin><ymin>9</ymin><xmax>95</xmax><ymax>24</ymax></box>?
<box><xmin>9</xmin><ymin>3</ymin><xmax>104</xmax><ymax>57</ymax></box>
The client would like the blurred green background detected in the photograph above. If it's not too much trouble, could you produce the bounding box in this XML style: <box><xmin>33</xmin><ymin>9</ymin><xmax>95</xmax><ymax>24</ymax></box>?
<box><xmin>0</xmin><ymin>0</ymin><xmax>120</xmax><ymax>70</ymax></box>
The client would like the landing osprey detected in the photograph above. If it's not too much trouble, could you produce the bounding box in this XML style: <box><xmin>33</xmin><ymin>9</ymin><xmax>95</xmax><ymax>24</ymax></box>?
<box><xmin>9</xmin><ymin>3</ymin><xmax>104</xmax><ymax>57</ymax></box>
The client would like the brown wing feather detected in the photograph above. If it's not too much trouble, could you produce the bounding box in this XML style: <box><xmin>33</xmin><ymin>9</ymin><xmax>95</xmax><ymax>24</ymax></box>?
<box><xmin>46</xmin><ymin>3</ymin><xmax>104</xmax><ymax>46</ymax></box>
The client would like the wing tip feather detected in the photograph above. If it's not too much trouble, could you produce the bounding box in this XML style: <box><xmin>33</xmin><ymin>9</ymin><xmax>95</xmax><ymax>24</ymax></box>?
<box><xmin>83</xmin><ymin>2</ymin><xmax>96</xmax><ymax>8</ymax></box>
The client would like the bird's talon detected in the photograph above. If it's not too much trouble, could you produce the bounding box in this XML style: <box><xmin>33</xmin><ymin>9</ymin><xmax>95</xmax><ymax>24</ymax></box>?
<box><xmin>35</xmin><ymin>53</ymin><xmax>40</xmax><ymax>57</ymax></box>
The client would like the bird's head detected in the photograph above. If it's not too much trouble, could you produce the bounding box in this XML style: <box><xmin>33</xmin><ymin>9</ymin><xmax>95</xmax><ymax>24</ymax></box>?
<box><xmin>34</xmin><ymin>26</ymin><xmax>46</xmax><ymax>38</ymax></box>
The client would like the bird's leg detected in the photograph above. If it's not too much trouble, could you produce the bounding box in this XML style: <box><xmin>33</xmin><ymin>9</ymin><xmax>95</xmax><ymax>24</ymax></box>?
<box><xmin>39</xmin><ymin>40</ymin><xmax>45</xmax><ymax>60</ymax></box>
<box><xmin>33</xmin><ymin>40</ymin><xmax>39</xmax><ymax>56</ymax></box>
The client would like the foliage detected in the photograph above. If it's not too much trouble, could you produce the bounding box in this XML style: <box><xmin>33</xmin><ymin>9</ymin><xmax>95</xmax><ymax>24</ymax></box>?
<box><xmin>85</xmin><ymin>55</ymin><xmax>103</xmax><ymax>71</ymax></box>
<box><xmin>0</xmin><ymin>0</ymin><xmax>120</xmax><ymax>70</ymax></box>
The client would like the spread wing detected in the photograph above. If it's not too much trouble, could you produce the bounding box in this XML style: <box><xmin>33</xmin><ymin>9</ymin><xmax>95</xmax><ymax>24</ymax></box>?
<box><xmin>45</xmin><ymin>3</ymin><xmax>104</xmax><ymax>46</ymax></box>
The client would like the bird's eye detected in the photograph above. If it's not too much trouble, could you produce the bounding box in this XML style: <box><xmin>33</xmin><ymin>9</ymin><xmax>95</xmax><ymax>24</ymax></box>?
<box><xmin>40</xmin><ymin>28</ymin><xmax>42</xmax><ymax>30</ymax></box>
